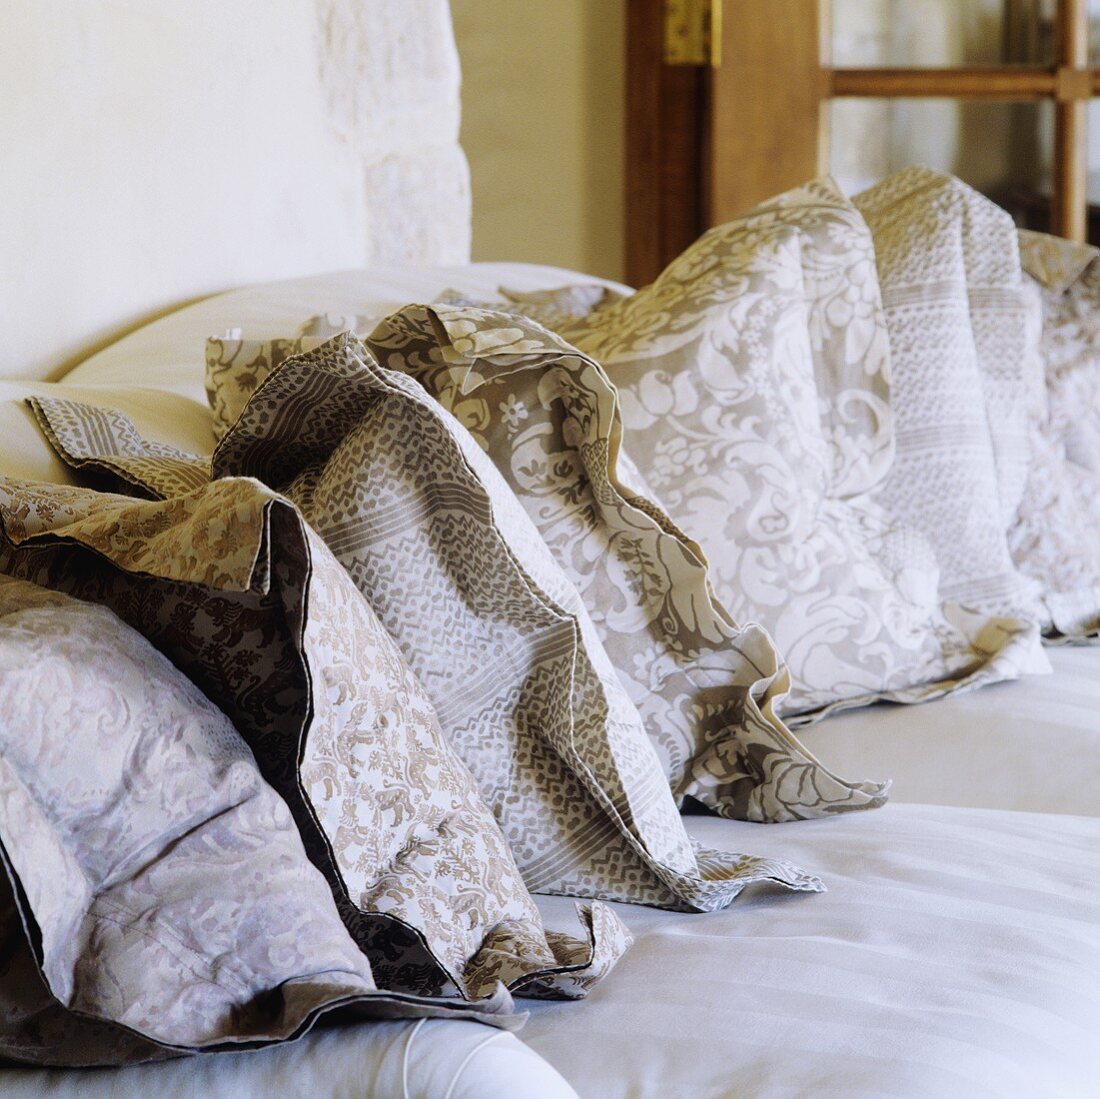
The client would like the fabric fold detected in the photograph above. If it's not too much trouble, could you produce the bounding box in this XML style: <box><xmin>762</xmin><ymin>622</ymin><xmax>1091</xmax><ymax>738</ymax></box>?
<box><xmin>0</xmin><ymin>472</ymin><xmax>629</xmax><ymax>1006</ymax></box>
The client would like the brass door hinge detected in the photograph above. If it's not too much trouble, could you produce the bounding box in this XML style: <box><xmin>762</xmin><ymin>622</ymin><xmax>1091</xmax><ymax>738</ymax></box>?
<box><xmin>664</xmin><ymin>0</ymin><xmax>723</xmax><ymax>67</ymax></box>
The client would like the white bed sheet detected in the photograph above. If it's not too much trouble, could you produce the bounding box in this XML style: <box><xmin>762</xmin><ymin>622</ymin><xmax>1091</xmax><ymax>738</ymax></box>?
<box><xmin>798</xmin><ymin>646</ymin><xmax>1100</xmax><ymax>817</ymax></box>
<box><xmin>523</xmin><ymin>807</ymin><xmax>1100</xmax><ymax>1099</ymax></box>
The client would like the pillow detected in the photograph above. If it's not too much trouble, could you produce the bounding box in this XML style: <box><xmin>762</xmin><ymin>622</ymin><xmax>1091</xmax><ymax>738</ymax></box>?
<box><xmin>540</xmin><ymin>179</ymin><xmax>1041</xmax><ymax>718</ymax></box>
<box><xmin>0</xmin><ymin>379</ymin><xmax>214</xmax><ymax>485</ymax></box>
<box><xmin>1009</xmin><ymin>232</ymin><xmax>1100</xmax><ymax>639</ymax></box>
<box><xmin>208</xmin><ymin>335</ymin><xmax>831</xmax><ymax>906</ymax></box>
<box><xmin>0</xmin><ymin>575</ymin><xmax>515</xmax><ymax>1066</ymax></box>
<box><xmin>853</xmin><ymin>167</ymin><xmax>1045</xmax><ymax>621</ymax></box>
<box><xmin>209</xmin><ymin>286</ymin><xmax>623</xmax><ymax>443</ymax></box>
<box><xmin>32</xmin><ymin>344</ymin><xmax>836</xmax><ymax>916</ymax></box>
<box><xmin>302</xmin><ymin>284</ymin><xmax>626</xmax><ymax>342</ymax></box>
<box><xmin>206</xmin><ymin>331</ymin><xmax>328</xmax><ymax>442</ymax></box>
<box><xmin>0</xmin><ymin>472</ymin><xmax>629</xmax><ymax>1004</ymax></box>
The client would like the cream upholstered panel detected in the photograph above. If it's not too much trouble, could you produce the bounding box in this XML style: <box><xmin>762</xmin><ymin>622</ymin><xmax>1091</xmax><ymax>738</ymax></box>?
<box><xmin>0</xmin><ymin>0</ymin><xmax>470</xmax><ymax>381</ymax></box>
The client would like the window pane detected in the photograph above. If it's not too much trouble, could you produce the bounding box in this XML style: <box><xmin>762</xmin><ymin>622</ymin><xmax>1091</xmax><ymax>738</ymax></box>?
<box><xmin>831</xmin><ymin>0</ymin><xmax>1055</xmax><ymax>68</ymax></box>
<box><xmin>830</xmin><ymin>98</ymin><xmax>1048</xmax><ymax>203</ymax></box>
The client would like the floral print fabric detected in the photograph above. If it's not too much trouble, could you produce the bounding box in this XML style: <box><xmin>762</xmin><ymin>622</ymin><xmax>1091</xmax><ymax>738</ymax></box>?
<box><xmin>0</xmin><ymin>473</ymin><xmax>631</xmax><ymax>1012</ymax></box>
<box><xmin>553</xmin><ymin>176</ymin><xmax>1041</xmax><ymax>718</ymax></box>
<box><xmin>209</xmin><ymin>334</ymin><xmax>831</xmax><ymax>904</ymax></box>
<box><xmin>0</xmin><ymin>574</ymin><xmax>517</xmax><ymax>1066</ymax></box>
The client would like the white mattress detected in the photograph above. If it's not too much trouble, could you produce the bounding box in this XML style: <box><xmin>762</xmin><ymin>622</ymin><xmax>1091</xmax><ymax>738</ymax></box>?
<box><xmin>523</xmin><ymin>807</ymin><xmax>1100</xmax><ymax>1098</ymax></box>
<box><xmin>797</xmin><ymin>645</ymin><xmax>1100</xmax><ymax>817</ymax></box>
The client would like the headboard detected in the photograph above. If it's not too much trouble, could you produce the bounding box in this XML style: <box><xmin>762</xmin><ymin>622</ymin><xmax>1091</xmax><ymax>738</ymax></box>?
<box><xmin>0</xmin><ymin>0</ymin><xmax>471</xmax><ymax>382</ymax></box>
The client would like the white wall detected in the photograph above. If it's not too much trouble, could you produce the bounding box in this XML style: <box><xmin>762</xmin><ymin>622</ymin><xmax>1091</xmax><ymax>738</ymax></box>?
<box><xmin>451</xmin><ymin>0</ymin><xmax>626</xmax><ymax>282</ymax></box>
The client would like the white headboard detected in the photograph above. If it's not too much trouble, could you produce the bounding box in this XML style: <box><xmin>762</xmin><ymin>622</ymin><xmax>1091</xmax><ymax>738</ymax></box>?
<box><xmin>0</xmin><ymin>0</ymin><xmax>471</xmax><ymax>381</ymax></box>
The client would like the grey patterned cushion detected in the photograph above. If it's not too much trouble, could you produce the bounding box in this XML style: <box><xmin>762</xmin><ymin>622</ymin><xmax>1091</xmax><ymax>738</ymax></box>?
<box><xmin>854</xmin><ymin>168</ymin><xmax>1044</xmax><ymax>619</ymax></box>
<box><xmin>0</xmin><ymin>575</ymin><xmax>515</xmax><ymax>1066</ymax></box>
<box><xmin>209</xmin><ymin>334</ymin><xmax>829</xmax><ymax>908</ymax></box>
<box><xmin>551</xmin><ymin>177</ymin><xmax>1041</xmax><ymax>719</ymax></box>
<box><xmin>0</xmin><ymin>473</ymin><xmax>629</xmax><ymax>1006</ymax></box>
<box><xmin>1010</xmin><ymin>233</ymin><xmax>1100</xmax><ymax>639</ymax></box>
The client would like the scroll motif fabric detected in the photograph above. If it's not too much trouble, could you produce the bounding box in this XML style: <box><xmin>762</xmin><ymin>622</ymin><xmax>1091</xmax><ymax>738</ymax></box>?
<box><xmin>0</xmin><ymin>474</ymin><xmax>630</xmax><ymax>1004</ymax></box>
<box><xmin>0</xmin><ymin>574</ymin><xmax>518</xmax><ymax>1067</ymax></box>
<box><xmin>542</xmin><ymin>179</ymin><xmax>1040</xmax><ymax>718</ymax></box>
<box><xmin>363</xmin><ymin>307</ymin><xmax>892</xmax><ymax>798</ymax></box>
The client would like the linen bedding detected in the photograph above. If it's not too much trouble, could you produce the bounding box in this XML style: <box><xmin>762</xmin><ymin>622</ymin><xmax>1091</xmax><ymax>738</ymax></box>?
<box><xmin>4</xmin><ymin>198</ymin><xmax>1100</xmax><ymax>1097</ymax></box>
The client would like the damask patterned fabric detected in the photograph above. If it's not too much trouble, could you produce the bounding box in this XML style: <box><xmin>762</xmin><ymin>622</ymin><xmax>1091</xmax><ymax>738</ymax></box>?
<box><xmin>208</xmin><ymin>334</ymin><xmax>834</xmax><ymax>905</ymax></box>
<box><xmin>364</xmin><ymin>306</ymin><xmax>890</xmax><ymax>798</ymax></box>
<box><xmin>31</xmin><ymin>343</ymin><xmax>865</xmax><ymax>924</ymax></box>
<box><xmin>548</xmin><ymin>179</ymin><xmax>1041</xmax><ymax>718</ymax></box>
<box><xmin>0</xmin><ymin>474</ymin><xmax>630</xmax><ymax>1005</ymax></box>
<box><xmin>853</xmin><ymin>167</ymin><xmax>1045</xmax><ymax>622</ymax></box>
<box><xmin>0</xmin><ymin>574</ymin><xmax>517</xmax><ymax>1066</ymax></box>
<box><xmin>303</xmin><ymin>284</ymin><xmax>626</xmax><ymax>343</ymax></box>
<box><xmin>206</xmin><ymin>331</ymin><xmax>327</xmax><ymax>441</ymax></box>
<box><xmin>1010</xmin><ymin>233</ymin><xmax>1100</xmax><ymax>639</ymax></box>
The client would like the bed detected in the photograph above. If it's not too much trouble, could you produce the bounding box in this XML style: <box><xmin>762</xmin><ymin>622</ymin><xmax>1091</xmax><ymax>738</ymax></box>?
<box><xmin>3</xmin><ymin>3</ymin><xmax>1099</xmax><ymax>1098</ymax></box>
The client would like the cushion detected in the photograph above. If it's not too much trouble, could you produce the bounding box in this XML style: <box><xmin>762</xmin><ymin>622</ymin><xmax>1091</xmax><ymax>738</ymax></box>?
<box><xmin>362</xmin><ymin>306</ymin><xmax>891</xmax><ymax>805</ymax></box>
<box><xmin>853</xmin><ymin>167</ymin><xmax>1044</xmax><ymax>619</ymax></box>
<box><xmin>208</xmin><ymin>334</ymin><xmax>837</xmax><ymax>905</ymax></box>
<box><xmin>550</xmin><ymin>178</ymin><xmax>1041</xmax><ymax>718</ymax></box>
<box><xmin>30</xmin><ymin>342</ymin><xmax>867</xmax><ymax>919</ymax></box>
<box><xmin>0</xmin><ymin>379</ymin><xmax>214</xmax><ymax>485</ymax></box>
<box><xmin>0</xmin><ymin>575</ymin><xmax>514</xmax><ymax>1066</ymax></box>
<box><xmin>0</xmin><ymin>474</ymin><xmax>629</xmax><ymax>1004</ymax></box>
<box><xmin>0</xmin><ymin>1020</ymin><xmax>581</xmax><ymax>1098</ymax></box>
<box><xmin>1009</xmin><ymin>233</ymin><xmax>1100</xmax><ymax>639</ymax></box>
<box><xmin>61</xmin><ymin>264</ymin><xmax>629</xmax><ymax>401</ymax></box>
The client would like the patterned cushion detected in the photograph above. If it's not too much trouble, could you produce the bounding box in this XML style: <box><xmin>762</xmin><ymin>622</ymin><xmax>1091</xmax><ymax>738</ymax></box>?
<box><xmin>0</xmin><ymin>473</ymin><xmax>629</xmax><ymax>1004</ymax></box>
<box><xmin>551</xmin><ymin>179</ymin><xmax>1040</xmax><ymax>718</ymax></box>
<box><xmin>206</xmin><ymin>331</ymin><xmax>327</xmax><ymax>441</ymax></box>
<box><xmin>208</xmin><ymin>334</ymin><xmax>833</xmax><ymax>906</ymax></box>
<box><xmin>0</xmin><ymin>575</ymin><xmax>516</xmax><ymax>1066</ymax></box>
<box><xmin>301</xmin><ymin>284</ymin><xmax>626</xmax><ymax>342</ymax></box>
<box><xmin>1010</xmin><ymin>233</ymin><xmax>1100</xmax><ymax>639</ymax></box>
<box><xmin>363</xmin><ymin>307</ymin><xmax>893</xmax><ymax>800</ymax></box>
<box><xmin>853</xmin><ymin>167</ymin><xmax>1044</xmax><ymax>620</ymax></box>
<box><xmin>28</xmin><ymin>357</ymin><xmax>843</xmax><ymax>918</ymax></box>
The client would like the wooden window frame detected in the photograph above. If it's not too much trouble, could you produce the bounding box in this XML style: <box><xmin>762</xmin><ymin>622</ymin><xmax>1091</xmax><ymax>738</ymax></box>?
<box><xmin>627</xmin><ymin>0</ymin><xmax>1098</xmax><ymax>286</ymax></box>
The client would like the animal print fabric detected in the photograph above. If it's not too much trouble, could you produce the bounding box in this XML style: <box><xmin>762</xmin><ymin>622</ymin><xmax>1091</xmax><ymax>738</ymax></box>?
<box><xmin>0</xmin><ymin>574</ymin><xmax>519</xmax><ymax>1067</ymax></box>
<box><xmin>853</xmin><ymin>167</ymin><xmax>1045</xmax><ymax>622</ymax></box>
<box><xmin>546</xmin><ymin>179</ymin><xmax>1041</xmax><ymax>718</ymax></box>
<box><xmin>0</xmin><ymin>474</ymin><xmax>630</xmax><ymax>1005</ymax></box>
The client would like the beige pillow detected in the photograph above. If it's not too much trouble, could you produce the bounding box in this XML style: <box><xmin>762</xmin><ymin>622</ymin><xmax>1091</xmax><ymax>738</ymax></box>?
<box><xmin>550</xmin><ymin>180</ymin><xmax>1040</xmax><ymax>718</ymax></box>
<box><xmin>0</xmin><ymin>471</ymin><xmax>628</xmax><ymax>1004</ymax></box>
<box><xmin>0</xmin><ymin>575</ymin><xmax>515</xmax><ymax>1066</ymax></box>
<box><xmin>208</xmin><ymin>334</ymin><xmax>830</xmax><ymax>906</ymax></box>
